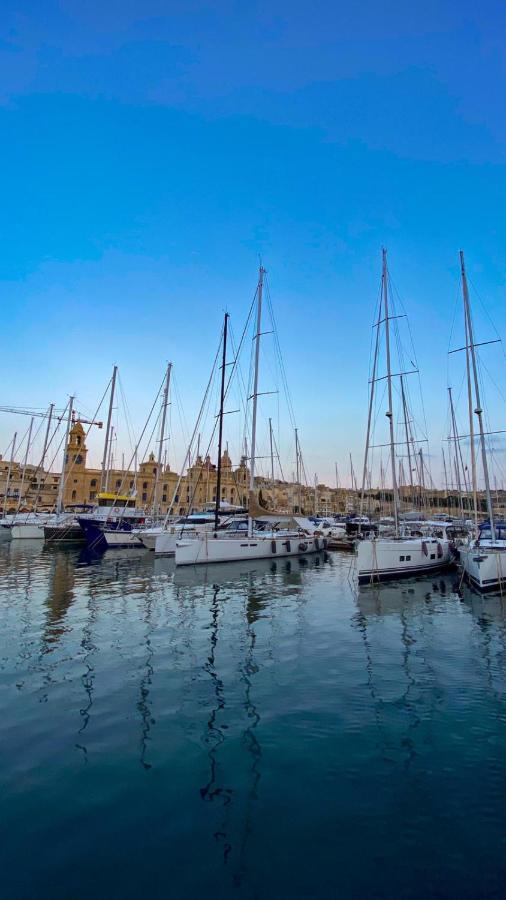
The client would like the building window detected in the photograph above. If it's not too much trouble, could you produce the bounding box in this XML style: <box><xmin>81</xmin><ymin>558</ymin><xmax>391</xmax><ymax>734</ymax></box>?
<box><xmin>90</xmin><ymin>492</ymin><xmax>96</xmax><ymax>501</ymax></box>
<box><xmin>162</xmin><ymin>494</ymin><xmax>167</xmax><ymax>502</ymax></box>
<box><xmin>71</xmin><ymin>490</ymin><xmax>76</xmax><ymax>501</ymax></box>
<box><xmin>174</xmin><ymin>494</ymin><xmax>179</xmax><ymax>503</ymax></box>
<box><xmin>143</xmin><ymin>481</ymin><xmax>148</xmax><ymax>490</ymax></box>
<box><xmin>142</xmin><ymin>492</ymin><xmax>147</xmax><ymax>502</ymax></box>
<box><xmin>153</xmin><ymin>468</ymin><xmax>156</xmax><ymax>475</ymax></box>
<box><xmin>90</xmin><ymin>479</ymin><xmax>97</xmax><ymax>487</ymax></box>
<box><xmin>73</xmin><ymin>479</ymin><xmax>78</xmax><ymax>484</ymax></box>
<box><xmin>130</xmin><ymin>481</ymin><xmax>134</xmax><ymax>489</ymax></box>
<box><xmin>163</xmin><ymin>484</ymin><xmax>167</xmax><ymax>491</ymax></box>
<box><xmin>115</xmin><ymin>480</ymin><xmax>121</xmax><ymax>488</ymax></box>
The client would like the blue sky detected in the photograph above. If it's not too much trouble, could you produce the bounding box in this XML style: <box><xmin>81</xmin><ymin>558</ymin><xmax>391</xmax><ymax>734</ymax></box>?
<box><xmin>1</xmin><ymin>1</ymin><xmax>506</xmax><ymax>487</ymax></box>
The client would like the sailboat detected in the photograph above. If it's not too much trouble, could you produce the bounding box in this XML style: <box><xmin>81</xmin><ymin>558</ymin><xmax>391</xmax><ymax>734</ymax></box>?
<box><xmin>357</xmin><ymin>250</ymin><xmax>453</xmax><ymax>584</ymax></box>
<box><xmin>455</xmin><ymin>252</ymin><xmax>506</xmax><ymax>591</ymax></box>
<box><xmin>175</xmin><ymin>268</ymin><xmax>323</xmax><ymax>566</ymax></box>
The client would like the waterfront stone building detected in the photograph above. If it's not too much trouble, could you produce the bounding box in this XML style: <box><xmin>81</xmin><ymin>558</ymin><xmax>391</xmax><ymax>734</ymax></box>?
<box><xmin>0</xmin><ymin>420</ymin><xmax>353</xmax><ymax>517</ymax></box>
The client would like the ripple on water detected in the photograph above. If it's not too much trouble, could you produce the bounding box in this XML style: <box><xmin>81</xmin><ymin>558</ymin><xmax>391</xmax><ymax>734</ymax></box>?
<box><xmin>2</xmin><ymin>545</ymin><xmax>506</xmax><ymax>898</ymax></box>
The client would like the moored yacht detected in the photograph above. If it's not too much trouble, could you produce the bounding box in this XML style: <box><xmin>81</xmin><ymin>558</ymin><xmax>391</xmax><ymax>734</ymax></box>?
<box><xmin>357</xmin><ymin>250</ymin><xmax>454</xmax><ymax>584</ymax></box>
<box><xmin>77</xmin><ymin>492</ymin><xmax>147</xmax><ymax>552</ymax></box>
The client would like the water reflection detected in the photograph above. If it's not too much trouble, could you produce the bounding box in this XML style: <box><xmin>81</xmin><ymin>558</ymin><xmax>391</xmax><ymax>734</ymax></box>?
<box><xmin>42</xmin><ymin>550</ymin><xmax>77</xmax><ymax>649</ymax></box>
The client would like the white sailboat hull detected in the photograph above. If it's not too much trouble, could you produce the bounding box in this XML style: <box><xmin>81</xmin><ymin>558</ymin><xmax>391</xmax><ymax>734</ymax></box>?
<box><xmin>357</xmin><ymin>537</ymin><xmax>453</xmax><ymax>584</ymax></box>
<box><xmin>175</xmin><ymin>533</ymin><xmax>324</xmax><ymax>566</ymax></box>
<box><xmin>134</xmin><ymin>528</ymin><xmax>161</xmax><ymax>550</ymax></box>
<box><xmin>103</xmin><ymin>530</ymin><xmax>144</xmax><ymax>549</ymax></box>
<box><xmin>461</xmin><ymin>543</ymin><xmax>506</xmax><ymax>592</ymax></box>
<box><xmin>10</xmin><ymin>522</ymin><xmax>46</xmax><ymax>540</ymax></box>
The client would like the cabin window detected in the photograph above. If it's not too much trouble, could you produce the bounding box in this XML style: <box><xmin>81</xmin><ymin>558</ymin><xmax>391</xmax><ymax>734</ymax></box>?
<box><xmin>406</xmin><ymin>555</ymin><xmax>411</xmax><ymax>561</ymax></box>
<box><xmin>430</xmin><ymin>553</ymin><xmax>436</xmax><ymax>560</ymax></box>
<box><xmin>399</xmin><ymin>555</ymin><xmax>405</xmax><ymax>562</ymax></box>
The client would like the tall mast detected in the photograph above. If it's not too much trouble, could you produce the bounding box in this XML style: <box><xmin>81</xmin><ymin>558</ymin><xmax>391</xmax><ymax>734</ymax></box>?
<box><xmin>382</xmin><ymin>248</ymin><xmax>400</xmax><ymax>535</ymax></box>
<box><xmin>294</xmin><ymin>426</ymin><xmax>301</xmax><ymax>513</ymax></box>
<box><xmin>215</xmin><ymin>314</ymin><xmax>229</xmax><ymax>530</ymax></box>
<box><xmin>314</xmin><ymin>473</ymin><xmax>318</xmax><ymax>515</ymax></box>
<box><xmin>419</xmin><ymin>448</ymin><xmax>426</xmax><ymax>512</ymax></box>
<box><xmin>442</xmin><ymin>447</ymin><xmax>450</xmax><ymax>516</ymax></box>
<box><xmin>460</xmin><ymin>250</ymin><xmax>495</xmax><ymax>539</ymax></box>
<box><xmin>153</xmin><ymin>362</ymin><xmax>172</xmax><ymax>517</ymax></box>
<box><xmin>16</xmin><ymin>417</ymin><xmax>34</xmax><ymax>515</ymax></box>
<box><xmin>360</xmin><ymin>296</ymin><xmax>382</xmax><ymax>514</ymax></box>
<box><xmin>106</xmin><ymin>426</ymin><xmax>114</xmax><ymax>491</ymax></box>
<box><xmin>40</xmin><ymin>403</ymin><xmax>54</xmax><ymax>472</ymax></box>
<box><xmin>56</xmin><ymin>396</ymin><xmax>74</xmax><ymax>515</ymax></box>
<box><xmin>269</xmin><ymin>417</ymin><xmax>275</xmax><ymax>483</ymax></box>
<box><xmin>448</xmin><ymin>387</ymin><xmax>464</xmax><ymax>517</ymax></box>
<box><xmin>101</xmin><ymin>364</ymin><xmax>117</xmax><ymax>491</ymax></box>
<box><xmin>2</xmin><ymin>432</ymin><xmax>17</xmax><ymax>518</ymax></box>
<box><xmin>400</xmin><ymin>375</ymin><xmax>414</xmax><ymax>506</ymax></box>
<box><xmin>463</xmin><ymin>280</ymin><xmax>478</xmax><ymax>530</ymax></box>
<box><xmin>248</xmin><ymin>267</ymin><xmax>265</xmax><ymax>537</ymax></box>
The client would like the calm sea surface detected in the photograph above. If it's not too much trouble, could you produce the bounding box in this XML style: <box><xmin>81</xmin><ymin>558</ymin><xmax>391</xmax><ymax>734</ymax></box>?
<box><xmin>2</xmin><ymin>543</ymin><xmax>506</xmax><ymax>898</ymax></box>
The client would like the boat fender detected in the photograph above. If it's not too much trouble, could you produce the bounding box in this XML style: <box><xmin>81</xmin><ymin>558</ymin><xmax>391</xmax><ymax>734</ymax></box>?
<box><xmin>284</xmin><ymin>540</ymin><xmax>291</xmax><ymax>552</ymax></box>
<box><xmin>314</xmin><ymin>537</ymin><xmax>320</xmax><ymax>551</ymax></box>
<box><xmin>422</xmin><ymin>541</ymin><xmax>428</xmax><ymax>557</ymax></box>
<box><xmin>437</xmin><ymin>542</ymin><xmax>443</xmax><ymax>559</ymax></box>
<box><xmin>271</xmin><ymin>539</ymin><xmax>277</xmax><ymax>554</ymax></box>
<box><xmin>299</xmin><ymin>541</ymin><xmax>308</xmax><ymax>552</ymax></box>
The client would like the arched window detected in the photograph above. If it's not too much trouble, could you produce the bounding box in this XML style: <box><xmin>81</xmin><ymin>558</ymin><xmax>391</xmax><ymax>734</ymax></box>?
<box><xmin>143</xmin><ymin>481</ymin><xmax>148</xmax><ymax>490</ymax></box>
<box><xmin>90</xmin><ymin>479</ymin><xmax>97</xmax><ymax>488</ymax></box>
<box><xmin>71</xmin><ymin>490</ymin><xmax>76</xmax><ymax>501</ymax></box>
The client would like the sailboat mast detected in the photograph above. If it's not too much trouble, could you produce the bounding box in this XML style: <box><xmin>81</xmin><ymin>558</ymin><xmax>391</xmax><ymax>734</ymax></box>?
<box><xmin>2</xmin><ymin>432</ymin><xmax>17</xmax><ymax>518</ymax></box>
<box><xmin>360</xmin><ymin>299</ymin><xmax>382</xmax><ymax>515</ymax></box>
<box><xmin>442</xmin><ymin>447</ymin><xmax>449</xmax><ymax>516</ymax></box>
<box><xmin>101</xmin><ymin>364</ymin><xmax>117</xmax><ymax>491</ymax></box>
<box><xmin>269</xmin><ymin>417</ymin><xmax>275</xmax><ymax>483</ymax></box>
<box><xmin>382</xmin><ymin>248</ymin><xmax>400</xmax><ymax>535</ymax></box>
<box><xmin>248</xmin><ymin>267</ymin><xmax>265</xmax><ymax>537</ymax></box>
<box><xmin>463</xmin><ymin>281</ymin><xmax>478</xmax><ymax>530</ymax></box>
<box><xmin>154</xmin><ymin>362</ymin><xmax>172</xmax><ymax>517</ymax></box>
<box><xmin>40</xmin><ymin>403</ymin><xmax>54</xmax><ymax>472</ymax></box>
<box><xmin>215</xmin><ymin>314</ymin><xmax>229</xmax><ymax>530</ymax></box>
<box><xmin>17</xmin><ymin>417</ymin><xmax>34</xmax><ymax>514</ymax></box>
<box><xmin>56</xmin><ymin>396</ymin><xmax>74</xmax><ymax>515</ymax></box>
<box><xmin>448</xmin><ymin>387</ymin><xmax>464</xmax><ymax>517</ymax></box>
<box><xmin>460</xmin><ymin>250</ymin><xmax>495</xmax><ymax>539</ymax></box>
<box><xmin>400</xmin><ymin>375</ymin><xmax>414</xmax><ymax>506</ymax></box>
<box><xmin>295</xmin><ymin>427</ymin><xmax>301</xmax><ymax>513</ymax></box>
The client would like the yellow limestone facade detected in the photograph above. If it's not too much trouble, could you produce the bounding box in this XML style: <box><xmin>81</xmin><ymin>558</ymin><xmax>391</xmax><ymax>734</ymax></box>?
<box><xmin>0</xmin><ymin>420</ymin><xmax>354</xmax><ymax>516</ymax></box>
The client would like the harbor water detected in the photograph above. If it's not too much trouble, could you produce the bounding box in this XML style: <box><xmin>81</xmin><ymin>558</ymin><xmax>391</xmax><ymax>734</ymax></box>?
<box><xmin>2</xmin><ymin>543</ymin><xmax>506</xmax><ymax>898</ymax></box>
